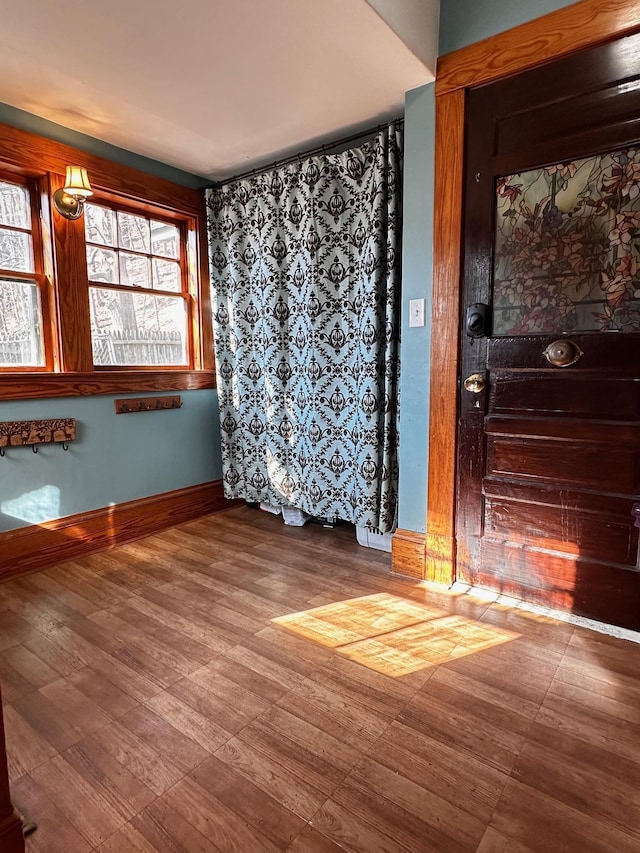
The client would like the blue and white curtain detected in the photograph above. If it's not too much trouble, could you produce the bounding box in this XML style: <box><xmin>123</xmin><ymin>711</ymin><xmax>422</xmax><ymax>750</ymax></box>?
<box><xmin>206</xmin><ymin>123</ymin><xmax>402</xmax><ymax>533</ymax></box>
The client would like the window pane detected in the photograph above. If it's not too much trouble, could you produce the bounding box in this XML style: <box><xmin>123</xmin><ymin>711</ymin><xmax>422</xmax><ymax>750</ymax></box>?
<box><xmin>89</xmin><ymin>287</ymin><xmax>187</xmax><ymax>366</ymax></box>
<box><xmin>0</xmin><ymin>278</ymin><xmax>44</xmax><ymax>366</ymax></box>
<box><xmin>85</xmin><ymin>204</ymin><xmax>116</xmax><ymax>247</ymax></box>
<box><xmin>120</xmin><ymin>252</ymin><xmax>151</xmax><ymax>288</ymax></box>
<box><xmin>118</xmin><ymin>212</ymin><xmax>150</xmax><ymax>253</ymax></box>
<box><xmin>152</xmin><ymin>257</ymin><xmax>181</xmax><ymax>291</ymax></box>
<box><xmin>0</xmin><ymin>228</ymin><xmax>33</xmax><ymax>273</ymax></box>
<box><xmin>0</xmin><ymin>181</ymin><xmax>30</xmax><ymax>229</ymax></box>
<box><xmin>151</xmin><ymin>220</ymin><xmax>179</xmax><ymax>258</ymax></box>
<box><xmin>87</xmin><ymin>245</ymin><xmax>118</xmax><ymax>283</ymax></box>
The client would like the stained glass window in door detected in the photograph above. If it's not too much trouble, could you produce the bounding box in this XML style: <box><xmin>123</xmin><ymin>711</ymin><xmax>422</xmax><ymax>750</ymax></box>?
<box><xmin>493</xmin><ymin>147</ymin><xmax>640</xmax><ymax>334</ymax></box>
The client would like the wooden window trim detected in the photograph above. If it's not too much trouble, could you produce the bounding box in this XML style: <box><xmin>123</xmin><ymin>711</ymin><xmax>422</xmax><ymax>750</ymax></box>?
<box><xmin>85</xmin><ymin>196</ymin><xmax>193</xmax><ymax>370</ymax></box>
<box><xmin>0</xmin><ymin>121</ymin><xmax>215</xmax><ymax>399</ymax></box>
<box><xmin>425</xmin><ymin>0</ymin><xmax>640</xmax><ymax>584</ymax></box>
<box><xmin>0</xmin><ymin>369</ymin><xmax>216</xmax><ymax>400</ymax></box>
<box><xmin>0</xmin><ymin>171</ymin><xmax>54</xmax><ymax>373</ymax></box>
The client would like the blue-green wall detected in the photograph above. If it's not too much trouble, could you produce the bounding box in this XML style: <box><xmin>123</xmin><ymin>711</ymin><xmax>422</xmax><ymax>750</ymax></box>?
<box><xmin>0</xmin><ymin>392</ymin><xmax>221</xmax><ymax>531</ymax></box>
<box><xmin>439</xmin><ymin>0</ymin><xmax>577</xmax><ymax>55</ymax></box>
<box><xmin>0</xmin><ymin>103</ymin><xmax>209</xmax><ymax>190</ymax></box>
<box><xmin>397</xmin><ymin>83</ymin><xmax>435</xmax><ymax>533</ymax></box>
<box><xmin>0</xmin><ymin>105</ymin><xmax>221</xmax><ymax>532</ymax></box>
<box><xmin>397</xmin><ymin>0</ymin><xmax>577</xmax><ymax>532</ymax></box>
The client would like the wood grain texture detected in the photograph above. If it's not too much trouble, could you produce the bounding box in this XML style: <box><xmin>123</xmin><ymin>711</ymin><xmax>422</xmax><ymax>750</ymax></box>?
<box><xmin>0</xmin><ymin>122</ymin><xmax>204</xmax><ymax>218</ymax></box>
<box><xmin>0</xmin><ymin>685</ymin><xmax>25</xmax><ymax>853</ymax></box>
<box><xmin>0</xmin><ymin>369</ymin><xmax>216</xmax><ymax>400</ymax></box>
<box><xmin>48</xmin><ymin>172</ymin><xmax>94</xmax><ymax>373</ymax></box>
<box><xmin>391</xmin><ymin>529</ymin><xmax>426</xmax><ymax>579</ymax></box>
<box><xmin>425</xmin><ymin>89</ymin><xmax>465</xmax><ymax>585</ymax></box>
<box><xmin>436</xmin><ymin>0</ymin><xmax>640</xmax><ymax>95</ymax></box>
<box><xmin>0</xmin><ymin>481</ymin><xmax>235</xmax><ymax>582</ymax></box>
<box><xmin>113</xmin><ymin>397</ymin><xmax>181</xmax><ymax>414</ymax></box>
<box><xmin>454</xmin><ymin>29</ymin><xmax>640</xmax><ymax>628</ymax></box>
<box><xmin>0</xmin><ymin>418</ymin><xmax>75</xmax><ymax>448</ymax></box>
<box><xmin>0</xmin><ymin>506</ymin><xmax>639</xmax><ymax>851</ymax></box>
<box><xmin>0</xmin><ymin>122</ymin><xmax>212</xmax><ymax>396</ymax></box>
<box><xmin>428</xmin><ymin>2</ymin><xmax>640</xmax><ymax>595</ymax></box>
<box><xmin>193</xmin><ymin>217</ymin><xmax>216</xmax><ymax>372</ymax></box>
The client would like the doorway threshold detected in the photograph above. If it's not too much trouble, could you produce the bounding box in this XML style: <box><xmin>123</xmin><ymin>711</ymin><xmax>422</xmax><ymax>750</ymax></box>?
<box><xmin>421</xmin><ymin>581</ymin><xmax>640</xmax><ymax>646</ymax></box>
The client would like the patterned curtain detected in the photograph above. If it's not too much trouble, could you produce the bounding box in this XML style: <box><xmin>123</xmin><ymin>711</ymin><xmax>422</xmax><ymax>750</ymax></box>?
<box><xmin>206</xmin><ymin>123</ymin><xmax>402</xmax><ymax>533</ymax></box>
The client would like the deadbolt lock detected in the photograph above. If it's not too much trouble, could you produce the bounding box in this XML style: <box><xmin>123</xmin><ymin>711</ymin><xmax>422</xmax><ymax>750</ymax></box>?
<box><xmin>463</xmin><ymin>373</ymin><xmax>486</xmax><ymax>393</ymax></box>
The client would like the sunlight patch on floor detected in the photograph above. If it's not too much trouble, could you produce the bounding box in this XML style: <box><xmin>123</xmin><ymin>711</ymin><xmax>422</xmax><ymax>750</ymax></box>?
<box><xmin>272</xmin><ymin>593</ymin><xmax>519</xmax><ymax>676</ymax></box>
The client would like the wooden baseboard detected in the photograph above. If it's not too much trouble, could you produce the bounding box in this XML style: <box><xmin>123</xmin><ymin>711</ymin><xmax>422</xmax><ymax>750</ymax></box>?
<box><xmin>0</xmin><ymin>480</ymin><xmax>236</xmax><ymax>582</ymax></box>
<box><xmin>391</xmin><ymin>528</ymin><xmax>426</xmax><ymax>579</ymax></box>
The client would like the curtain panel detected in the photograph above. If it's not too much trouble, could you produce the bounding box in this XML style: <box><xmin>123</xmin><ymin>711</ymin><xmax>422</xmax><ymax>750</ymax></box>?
<box><xmin>206</xmin><ymin>123</ymin><xmax>402</xmax><ymax>533</ymax></box>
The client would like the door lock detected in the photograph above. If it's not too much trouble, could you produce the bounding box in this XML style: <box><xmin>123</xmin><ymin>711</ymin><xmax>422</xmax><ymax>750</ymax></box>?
<box><xmin>463</xmin><ymin>373</ymin><xmax>486</xmax><ymax>393</ymax></box>
<box><xmin>466</xmin><ymin>303</ymin><xmax>490</xmax><ymax>338</ymax></box>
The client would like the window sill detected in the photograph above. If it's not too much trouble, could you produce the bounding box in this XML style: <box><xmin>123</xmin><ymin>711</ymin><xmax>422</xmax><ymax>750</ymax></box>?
<box><xmin>0</xmin><ymin>370</ymin><xmax>217</xmax><ymax>401</ymax></box>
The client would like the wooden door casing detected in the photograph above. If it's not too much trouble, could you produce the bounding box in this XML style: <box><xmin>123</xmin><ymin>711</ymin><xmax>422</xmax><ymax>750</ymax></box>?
<box><xmin>456</xmin><ymin>32</ymin><xmax>640</xmax><ymax>628</ymax></box>
<box><xmin>427</xmin><ymin>1</ymin><xmax>640</xmax><ymax>589</ymax></box>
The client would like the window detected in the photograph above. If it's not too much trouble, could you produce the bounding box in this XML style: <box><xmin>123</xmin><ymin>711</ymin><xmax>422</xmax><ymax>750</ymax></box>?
<box><xmin>0</xmin><ymin>123</ymin><xmax>215</xmax><ymax>399</ymax></box>
<box><xmin>0</xmin><ymin>177</ymin><xmax>46</xmax><ymax>368</ymax></box>
<box><xmin>85</xmin><ymin>203</ymin><xmax>189</xmax><ymax>367</ymax></box>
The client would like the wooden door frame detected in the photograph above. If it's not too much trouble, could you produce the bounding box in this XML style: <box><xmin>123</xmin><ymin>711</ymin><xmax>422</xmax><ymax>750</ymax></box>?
<box><xmin>426</xmin><ymin>0</ymin><xmax>640</xmax><ymax>584</ymax></box>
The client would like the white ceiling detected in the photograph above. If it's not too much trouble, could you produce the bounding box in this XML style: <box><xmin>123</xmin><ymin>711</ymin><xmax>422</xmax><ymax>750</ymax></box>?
<box><xmin>0</xmin><ymin>0</ymin><xmax>437</xmax><ymax>180</ymax></box>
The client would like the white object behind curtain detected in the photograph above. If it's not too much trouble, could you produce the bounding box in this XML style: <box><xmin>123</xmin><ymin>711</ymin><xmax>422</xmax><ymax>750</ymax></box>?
<box><xmin>206</xmin><ymin>123</ymin><xmax>402</xmax><ymax>532</ymax></box>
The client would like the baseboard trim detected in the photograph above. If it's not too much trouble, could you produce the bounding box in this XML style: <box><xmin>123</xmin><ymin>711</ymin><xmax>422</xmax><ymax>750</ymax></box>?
<box><xmin>391</xmin><ymin>528</ymin><xmax>426</xmax><ymax>579</ymax></box>
<box><xmin>0</xmin><ymin>480</ymin><xmax>236</xmax><ymax>582</ymax></box>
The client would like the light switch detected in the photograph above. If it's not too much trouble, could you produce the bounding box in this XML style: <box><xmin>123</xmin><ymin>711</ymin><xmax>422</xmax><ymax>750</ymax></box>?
<box><xmin>409</xmin><ymin>298</ymin><xmax>425</xmax><ymax>328</ymax></box>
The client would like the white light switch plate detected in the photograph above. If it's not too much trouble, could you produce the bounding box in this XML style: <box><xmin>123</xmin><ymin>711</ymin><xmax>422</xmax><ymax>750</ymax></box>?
<box><xmin>409</xmin><ymin>298</ymin><xmax>425</xmax><ymax>327</ymax></box>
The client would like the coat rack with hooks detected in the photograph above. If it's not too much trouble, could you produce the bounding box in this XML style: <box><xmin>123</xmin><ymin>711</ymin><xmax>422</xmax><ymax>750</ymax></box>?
<box><xmin>0</xmin><ymin>418</ymin><xmax>76</xmax><ymax>457</ymax></box>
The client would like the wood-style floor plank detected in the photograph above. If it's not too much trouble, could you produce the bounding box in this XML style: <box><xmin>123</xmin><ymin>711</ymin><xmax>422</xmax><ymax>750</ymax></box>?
<box><xmin>0</xmin><ymin>505</ymin><xmax>637</xmax><ymax>852</ymax></box>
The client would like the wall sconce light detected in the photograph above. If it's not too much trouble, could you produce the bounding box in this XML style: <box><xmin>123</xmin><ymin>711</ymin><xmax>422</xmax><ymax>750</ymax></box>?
<box><xmin>52</xmin><ymin>166</ymin><xmax>93</xmax><ymax>220</ymax></box>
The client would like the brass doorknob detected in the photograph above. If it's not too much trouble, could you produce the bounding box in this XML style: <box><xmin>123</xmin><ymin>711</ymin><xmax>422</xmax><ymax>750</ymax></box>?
<box><xmin>464</xmin><ymin>373</ymin><xmax>486</xmax><ymax>393</ymax></box>
<box><xmin>543</xmin><ymin>339</ymin><xmax>582</xmax><ymax>367</ymax></box>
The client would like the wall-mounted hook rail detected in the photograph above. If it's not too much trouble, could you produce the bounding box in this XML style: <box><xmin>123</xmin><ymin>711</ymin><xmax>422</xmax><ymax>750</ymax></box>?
<box><xmin>114</xmin><ymin>396</ymin><xmax>182</xmax><ymax>414</ymax></box>
<box><xmin>0</xmin><ymin>418</ymin><xmax>76</xmax><ymax>454</ymax></box>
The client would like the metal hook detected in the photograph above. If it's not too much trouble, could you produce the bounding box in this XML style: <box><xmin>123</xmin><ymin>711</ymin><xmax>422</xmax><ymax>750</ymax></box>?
<box><xmin>32</xmin><ymin>444</ymin><xmax>38</xmax><ymax>454</ymax></box>
<box><xmin>62</xmin><ymin>442</ymin><xmax>69</xmax><ymax>451</ymax></box>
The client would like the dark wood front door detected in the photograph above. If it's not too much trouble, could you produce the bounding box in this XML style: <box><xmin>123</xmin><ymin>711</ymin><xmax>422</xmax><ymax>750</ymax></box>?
<box><xmin>457</xmin><ymin>33</ymin><xmax>640</xmax><ymax>630</ymax></box>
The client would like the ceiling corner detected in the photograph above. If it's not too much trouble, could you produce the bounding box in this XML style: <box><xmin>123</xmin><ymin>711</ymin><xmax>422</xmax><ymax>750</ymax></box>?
<box><xmin>365</xmin><ymin>0</ymin><xmax>439</xmax><ymax>75</ymax></box>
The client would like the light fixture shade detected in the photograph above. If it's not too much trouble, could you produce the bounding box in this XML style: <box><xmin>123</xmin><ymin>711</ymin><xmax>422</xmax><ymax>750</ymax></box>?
<box><xmin>63</xmin><ymin>166</ymin><xmax>93</xmax><ymax>198</ymax></box>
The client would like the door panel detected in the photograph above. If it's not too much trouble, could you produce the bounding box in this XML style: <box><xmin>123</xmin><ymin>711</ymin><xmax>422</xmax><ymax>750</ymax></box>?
<box><xmin>490</xmin><ymin>374</ymin><xmax>640</xmax><ymax>419</ymax></box>
<box><xmin>486</xmin><ymin>437</ymin><xmax>638</xmax><ymax>491</ymax></box>
<box><xmin>458</xmin><ymin>32</ymin><xmax>640</xmax><ymax>629</ymax></box>
<box><xmin>477</xmin><ymin>541</ymin><xmax>639</xmax><ymax>628</ymax></box>
<box><xmin>484</xmin><ymin>495</ymin><xmax>635</xmax><ymax>566</ymax></box>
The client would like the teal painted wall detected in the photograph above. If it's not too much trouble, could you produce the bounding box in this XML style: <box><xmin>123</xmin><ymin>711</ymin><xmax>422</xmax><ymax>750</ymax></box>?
<box><xmin>397</xmin><ymin>0</ymin><xmax>577</xmax><ymax>532</ymax></box>
<box><xmin>397</xmin><ymin>83</ymin><xmax>435</xmax><ymax>533</ymax></box>
<box><xmin>0</xmin><ymin>107</ymin><xmax>221</xmax><ymax>532</ymax></box>
<box><xmin>0</xmin><ymin>391</ymin><xmax>222</xmax><ymax>532</ymax></box>
<box><xmin>439</xmin><ymin>0</ymin><xmax>577</xmax><ymax>55</ymax></box>
<box><xmin>0</xmin><ymin>102</ymin><xmax>209</xmax><ymax>189</ymax></box>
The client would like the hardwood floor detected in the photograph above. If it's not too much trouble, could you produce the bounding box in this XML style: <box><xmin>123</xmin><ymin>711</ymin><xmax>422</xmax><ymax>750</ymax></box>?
<box><xmin>1</xmin><ymin>505</ymin><xmax>639</xmax><ymax>852</ymax></box>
